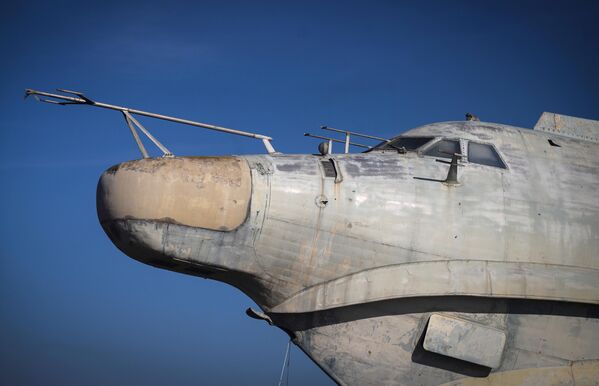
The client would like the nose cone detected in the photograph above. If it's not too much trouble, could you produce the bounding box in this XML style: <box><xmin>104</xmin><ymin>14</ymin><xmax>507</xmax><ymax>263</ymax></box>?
<box><xmin>97</xmin><ymin>156</ymin><xmax>251</xmax><ymax>233</ymax></box>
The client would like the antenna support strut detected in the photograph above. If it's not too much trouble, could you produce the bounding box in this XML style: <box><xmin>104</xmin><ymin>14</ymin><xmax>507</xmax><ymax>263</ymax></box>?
<box><xmin>25</xmin><ymin>88</ymin><xmax>277</xmax><ymax>156</ymax></box>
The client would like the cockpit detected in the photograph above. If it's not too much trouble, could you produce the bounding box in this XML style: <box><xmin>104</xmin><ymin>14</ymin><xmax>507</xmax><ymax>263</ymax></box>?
<box><xmin>372</xmin><ymin>136</ymin><xmax>507</xmax><ymax>169</ymax></box>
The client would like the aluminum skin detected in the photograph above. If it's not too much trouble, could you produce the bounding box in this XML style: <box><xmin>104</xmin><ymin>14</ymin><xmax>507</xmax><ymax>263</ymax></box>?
<box><xmin>97</xmin><ymin>120</ymin><xmax>599</xmax><ymax>386</ymax></box>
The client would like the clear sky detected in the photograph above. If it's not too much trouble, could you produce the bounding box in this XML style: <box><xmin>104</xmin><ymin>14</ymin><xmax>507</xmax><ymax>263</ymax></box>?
<box><xmin>1</xmin><ymin>1</ymin><xmax>598</xmax><ymax>385</ymax></box>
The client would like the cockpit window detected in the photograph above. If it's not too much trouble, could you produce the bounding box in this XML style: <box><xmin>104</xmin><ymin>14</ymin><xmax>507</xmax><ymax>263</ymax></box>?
<box><xmin>468</xmin><ymin>142</ymin><xmax>506</xmax><ymax>169</ymax></box>
<box><xmin>424</xmin><ymin>139</ymin><xmax>461</xmax><ymax>159</ymax></box>
<box><xmin>376</xmin><ymin>136</ymin><xmax>434</xmax><ymax>151</ymax></box>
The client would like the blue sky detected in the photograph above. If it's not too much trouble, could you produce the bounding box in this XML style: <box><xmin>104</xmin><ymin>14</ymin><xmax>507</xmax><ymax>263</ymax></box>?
<box><xmin>1</xmin><ymin>1</ymin><xmax>598</xmax><ymax>385</ymax></box>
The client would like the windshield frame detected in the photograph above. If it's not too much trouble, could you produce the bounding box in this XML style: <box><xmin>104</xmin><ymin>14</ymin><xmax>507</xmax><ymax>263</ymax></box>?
<box><xmin>372</xmin><ymin>136</ymin><xmax>436</xmax><ymax>152</ymax></box>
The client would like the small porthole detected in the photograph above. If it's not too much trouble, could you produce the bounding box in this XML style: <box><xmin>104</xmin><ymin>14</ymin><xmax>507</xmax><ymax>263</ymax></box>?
<box><xmin>548</xmin><ymin>139</ymin><xmax>561</xmax><ymax>147</ymax></box>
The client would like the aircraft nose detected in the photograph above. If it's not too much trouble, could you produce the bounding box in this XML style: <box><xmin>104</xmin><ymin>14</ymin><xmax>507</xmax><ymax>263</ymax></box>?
<box><xmin>96</xmin><ymin>156</ymin><xmax>252</xmax><ymax>233</ymax></box>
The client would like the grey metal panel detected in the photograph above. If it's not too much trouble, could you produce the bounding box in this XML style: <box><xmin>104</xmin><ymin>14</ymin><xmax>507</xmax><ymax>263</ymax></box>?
<box><xmin>508</xmin><ymin>314</ymin><xmax>599</xmax><ymax>362</ymax></box>
<box><xmin>534</xmin><ymin>112</ymin><xmax>599</xmax><ymax>143</ymax></box>
<box><xmin>290</xmin><ymin>309</ymin><xmax>599</xmax><ymax>386</ymax></box>
<box><xmin>247</xmin><ymin>124</ymin><xmax>598</xmax><ymax>305</ymax></box>
<box><xmin>423</xmin><ymin>314</ymin><xmax>506</xmax><ymax>368</ymax></box>
<box><xmin>439</xmin><ymin>360</ymin><xmax>599</xmax><ymax>385</ymax></box>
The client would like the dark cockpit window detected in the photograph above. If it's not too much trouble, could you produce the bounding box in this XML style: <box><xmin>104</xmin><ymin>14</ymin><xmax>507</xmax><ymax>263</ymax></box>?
<box><xmin>423</xmin><ymin>139</ymin><xmax>461</xmax><ymax>159</ymax></box>
<box><xmin>468</xmin><ymin>142</ymin><xmax>507</xmax><ymax>169</ymax></box>
<box><xmin>376</xmin><ymin>136</ymin><xmax>434</xmax><ymax>151</ymax></box>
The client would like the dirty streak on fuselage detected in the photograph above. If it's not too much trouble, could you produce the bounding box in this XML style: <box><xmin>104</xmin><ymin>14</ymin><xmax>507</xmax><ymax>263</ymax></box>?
<box><xmin>251</xmin><ymin>121</ymin><xmax>598</xmax><ymax>298</ymax></box>
<box><xmin>96</xmin><ymin>120</ymin><xmax>599</xmax><ymax>386</ymax></box>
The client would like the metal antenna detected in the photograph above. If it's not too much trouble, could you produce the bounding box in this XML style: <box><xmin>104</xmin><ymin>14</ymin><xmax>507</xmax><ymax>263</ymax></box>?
<box><xmin>277</xmin><ymin>339</ymin><xmax>292</xmax><ymax>386</ymax></box>
<box><xmin>303</xmin><ymin>133</ymin><xmax>372</xmax><ymax>153</ymax></box>
<box><xmin>321</xmin><ymin>126</ymin><xmax>389</xmax><ymax>154</ymax></box>
<box><xmin>25</xmin><ymin>88</ymin><xmax>277</xmax><ymax>156</ymax></box>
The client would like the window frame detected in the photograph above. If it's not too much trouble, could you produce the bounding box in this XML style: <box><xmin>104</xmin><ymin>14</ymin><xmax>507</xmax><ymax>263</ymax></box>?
<box><xmin>465</xmin><ymin>140</ymin><xmax>508</xmax><ymax>170</ymax></box>
<box><xmin>372</xmin><ymin>136</ymin><xmax>436</xmax><ymax>152</ymax></box>
<box><xmin>419</xmin><ymin>137</ymin><xmax>465</xmax><ymax>159</ymax></box>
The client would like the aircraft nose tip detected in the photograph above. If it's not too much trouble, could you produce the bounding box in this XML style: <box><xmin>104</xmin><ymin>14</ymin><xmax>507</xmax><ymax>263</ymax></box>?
<box><xmin>96</xmin><ymin>156</ymin><xmax>252</xmax><ymax>233</ymax></box>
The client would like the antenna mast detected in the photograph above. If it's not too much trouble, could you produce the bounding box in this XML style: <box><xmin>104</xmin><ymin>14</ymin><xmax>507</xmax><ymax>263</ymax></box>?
<box><xmin>25</xmin><ymin>88</ymin><xmax>277</xmax><ymax>156</ymax></box>
<box><xmin>304</xmin><ymin>125</ymin><xmax>389</xmax><ymax>154</ymax></box>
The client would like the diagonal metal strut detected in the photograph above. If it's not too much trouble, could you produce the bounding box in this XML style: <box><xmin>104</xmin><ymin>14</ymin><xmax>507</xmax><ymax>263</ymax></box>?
<box><xmin>122</xmin><ymin>112</ymin><xmax>150</xmax><ymax>158</ymax></box>
<box><xmin>25</xmin><ymin>88</ymin><xmax>277</xmax><ymax>155</ymax></box>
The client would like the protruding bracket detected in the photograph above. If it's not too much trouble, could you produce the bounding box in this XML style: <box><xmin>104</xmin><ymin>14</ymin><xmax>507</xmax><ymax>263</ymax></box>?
<box><xmin>438</xmin><ymin>153</ymin><xmax>463</xmax><ymax>185</ymax></box>
<box><xmin>246</xmin><ymin>307</ymin><xmax>273</xmax><ymax>325</ymax></box>
<box><xmin>414</xmin><ymin>153</ymin><xmax>464</xmax><ymax>185</ymax></box>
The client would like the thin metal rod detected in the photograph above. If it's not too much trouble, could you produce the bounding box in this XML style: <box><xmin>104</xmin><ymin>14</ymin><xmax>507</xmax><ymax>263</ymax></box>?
<box><xmin>278</xmin><ymin>340</ymin><xmax>291</xmax><ymax>386</ymax></box>
<box><xmin>303</xmin><ymin>133</ymin><xmax>371</xmax><ymax>149</ymax></box>
<box><xmin>286</xmin><ymin>341</ymin><xmax>291</xmax><ymax>386</ymax></box>
<box><xmin>262</xmin><ymin>138</ymin><xmax>276</xmax><ymax>154</ymax></box>
<box><xmin>321</xmin><ymin>126</ymin><xmax>389</xmax><ymax>141</ymax></box>
<box><xmin>123</xmin><ymin>112</ymin><xmax>149</xmax><ymax>159</ymax></box>
<box><xmin>124</xmin><ymin>111</ymin><xmax>172</xmax><ymax>156</ymax></box>
<box><xmin>25</xmin><ymin>89</ymin><xmax>277</xmax><ymax>154</ymax></box>
<box><xmin>344</xmin><ymin>132</ymin><xmax>350</xmax><ymax>154</ymax></box>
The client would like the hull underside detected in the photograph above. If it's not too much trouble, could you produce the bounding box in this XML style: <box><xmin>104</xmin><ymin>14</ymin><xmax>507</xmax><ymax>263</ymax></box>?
<box><xmin>271</xmin><ymin>297</ymin><xmax>599</xmax><ymax>385</ymax></box>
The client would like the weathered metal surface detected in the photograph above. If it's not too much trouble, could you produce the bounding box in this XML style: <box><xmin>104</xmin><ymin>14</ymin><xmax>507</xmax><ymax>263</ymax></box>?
<box><xmin>92</xmin><ymin>118</ymin><xmax>599</xmax><ymax>385</ymax></box>
<box><xmin>534</xmin><ymin>112</ymin><xmax>599</xmax><ymax>143</ymax></box>
<box><xmin>439</xmin><ymin>359</ymin><xmax>599</xmax><ymax>385</ymax></box>
<box><xmin>285</xmin><ymin>308</ymin><xmax>599</xmax><ymax>386</ymax></box>
<box><xmin>97</xmin><ymin>157</ymin><xmax>251</xmax><ymax>231</ymax></box>
<box><xmin>270</xmin><ymin>261</ymin><xmax>599</xmax><ymax>313</ymax></box>
<box><xmin>423</xmin><ymin>314</ymin><xmax>506</xmax><ymax>368</ymax></box>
